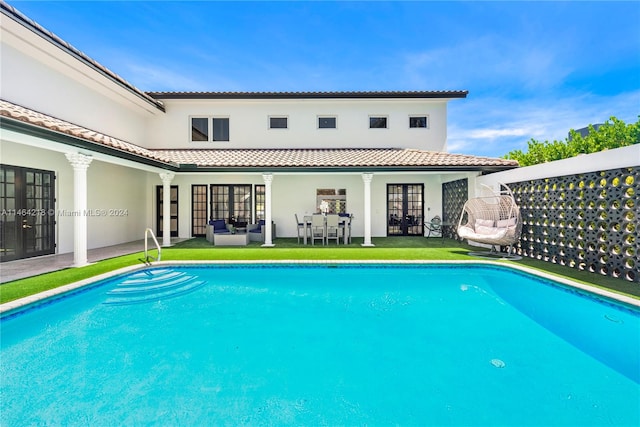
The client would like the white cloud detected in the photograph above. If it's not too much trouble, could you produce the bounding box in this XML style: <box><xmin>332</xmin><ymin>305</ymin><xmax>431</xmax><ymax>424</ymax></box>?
<box><xmin>399</xmin><ymin>35</ymin><xmax>574</xmax><ymax>92</ymax></box>
<box><xmin>447</xmin><ymin>90</ymin><xmax>640</xmax><ymax>158</ymax></box>
<box><xmin>466</xmin><ymin>128</ymin><xmax>529</xmax><ymax>139</ymax></box>
<box><xmin>125</xmin><ymin>63</ymin><xmax>206</xmax><ymax>91</ymax></box>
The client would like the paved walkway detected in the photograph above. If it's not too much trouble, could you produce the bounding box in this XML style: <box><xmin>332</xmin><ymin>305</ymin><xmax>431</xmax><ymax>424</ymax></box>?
<box><xmin>0</xmin><ymin>238</ymin><xmax>187</xmax><ymax>283</ymax></box>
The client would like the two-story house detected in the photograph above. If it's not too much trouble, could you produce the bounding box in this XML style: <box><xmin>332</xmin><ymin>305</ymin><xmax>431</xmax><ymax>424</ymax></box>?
<box><xmin>0</xmin><ymin>2</ymin><xmax>518</xmax><ymax>265</ymax></box>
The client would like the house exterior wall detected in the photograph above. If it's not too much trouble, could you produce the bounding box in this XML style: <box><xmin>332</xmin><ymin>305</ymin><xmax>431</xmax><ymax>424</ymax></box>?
<box><xmin>0</xmin><ymin>140</ymin><xmax>74</xmax><ymax>253</ymax></box>
<box><xmin>1</xmin><ymin>140</ymin><xmax>151</xmax><ymax>253</ymax></box>
<box><xmin>84</xmin><ymin>161</ymin><xmax>150</xmax><ymax>250</ymax></box>
<box><xmin>0</xmin><ymin>26</ymin><xmax>157</xmax><ymax>145</ymax></box>
<box><xmin>145</xmin><ymin>98</ymin><xmax>448</xmax><ymax>150</ymax></box>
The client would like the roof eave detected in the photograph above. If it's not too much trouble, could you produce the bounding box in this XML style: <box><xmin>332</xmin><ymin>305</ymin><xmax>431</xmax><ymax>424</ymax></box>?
<box><xmin>0</xmin><ymin>2</ymin><xmax>165</xmax><ymax>113</ymax></box>
<box><xmin>177</xmin><ymin>164</ymin><xmax>517</xmax><ymax>173</ymax></box>
<box><xmin>1</xmin><ymin>117</ymin><xmax>179</xmax><ymax>171</ymax></box>
<box><xmin>146</xmin><ymin>91</ymin><xmax>469</xmax><ymax>100</ymax></box>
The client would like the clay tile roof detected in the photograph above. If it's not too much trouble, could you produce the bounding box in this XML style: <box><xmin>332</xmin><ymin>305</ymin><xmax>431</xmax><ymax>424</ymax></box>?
<box><xmin>0</xmin><ymin>99</ymin><xmax>174</xmax><ymax>165</ymax></box>
<box><xmin>153</xmin><ymin>148</ymin><xmax>518</xmax><ymax>170</ymax></box>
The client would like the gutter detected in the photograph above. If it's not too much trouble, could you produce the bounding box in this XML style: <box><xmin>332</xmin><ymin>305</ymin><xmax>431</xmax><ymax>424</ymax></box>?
<box><xmin>0</xmin><ymin>1</ymin><xmax>165</xmax><ymax>113</ymax></box>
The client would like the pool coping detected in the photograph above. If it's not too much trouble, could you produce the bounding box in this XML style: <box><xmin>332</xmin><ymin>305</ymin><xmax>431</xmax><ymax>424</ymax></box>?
<box><xmin>1</xmin><ymin>259</ymin><xmax>638</xmax><ymax>317</ymax></box>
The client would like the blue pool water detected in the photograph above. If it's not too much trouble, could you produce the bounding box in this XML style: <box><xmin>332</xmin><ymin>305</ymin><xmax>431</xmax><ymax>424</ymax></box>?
<box><xmin>1</xmin><ymin>264</ymin><xmax>639</xmax><ymax>426</ymax></box>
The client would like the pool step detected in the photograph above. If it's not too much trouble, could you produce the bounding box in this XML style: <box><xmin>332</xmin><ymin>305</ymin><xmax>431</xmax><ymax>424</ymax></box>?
<box><xmin>104</xmin><ymin>269</ymin><xmax>206</xmax><ymax>305</ymax></box>
<box><xmin>108</xmin><ymin>275</ymin><xmax>196</xmax><ymax>295</ymax></box>
<box><xmin>115</xmin><ymin>269</ymin><xmax>186</xmax><ymax>286</ymax></box>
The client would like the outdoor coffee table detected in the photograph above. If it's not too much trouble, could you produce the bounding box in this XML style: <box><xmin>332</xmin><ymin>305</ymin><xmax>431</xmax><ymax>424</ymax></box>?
<box><xmin>213</xmin><ymin>232</ymin><xmax>249</xmax><ymax>246</ymax></box>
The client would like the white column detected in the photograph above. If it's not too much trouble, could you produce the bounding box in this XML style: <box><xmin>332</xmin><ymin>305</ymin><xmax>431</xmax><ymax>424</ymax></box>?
<box><xmin>361</xmin><ymin>173</ymin><xmax>375</xmax><ymax>247</ymax></box>
<box><xmin>65</xmin><ymin>153</ymin><xmax>93</xmax><ymax>267</ymax></box>
<box><xmin>159</xmin><ymin>172</ymin><xmax>175</xmax><ymax>247</ymax></box>
<box><xmin>262</xmin><ymin>173</ymin><xmax>275</xmax><ymax>247</ymax></box>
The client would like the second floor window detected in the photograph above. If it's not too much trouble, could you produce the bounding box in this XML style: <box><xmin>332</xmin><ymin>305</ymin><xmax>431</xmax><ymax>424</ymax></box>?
<box><xmin>269</xmin><ymin>116</ymin><xmax>288</xmax><ymax>129</ymax></box>
<box><xmin>191</xmin><ymin>117</ymin><xmax>208</xmax><ymax>141</ymax></box>
<box><xmin>212</xmin><ymin>118</ymin><xmax>230</xmax><ymax>141</ymax></box>
<box><xmin>318</xmin><ymin>116</ymin><xmax>337</xmax><ymax>129</ymax></box>
<box><xmin>190</xmin><ymin>117</ymin><xmax>230</xmax><ymax>142</ymax></box>
<box><xmin>369</xmin><ymin>116</ymin><xmax>388</xmax><ymax>129</ymax></box>
<box><xmin>410</xmin><ymin>116</ymin><xmax>428</xmax><ymax>128</ymax></box>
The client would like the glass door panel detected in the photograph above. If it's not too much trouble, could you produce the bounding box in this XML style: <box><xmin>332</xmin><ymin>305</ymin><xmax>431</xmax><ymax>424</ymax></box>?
<box><xmin>1</xmin><ymin>165</ymin><xmax>55</xmax><ymax>261</ymax></box>
<box><xmin>210</xmin><ymin>185</ymin><xmax>252</xmax><ymax>226</ymax></box>
<box><xmin>192</xmin><ymin>185</ymin><xmax>207</xmax><ymax>237</ymax></box>
<box><xmin>156</xmin><ymin>185</ymin><xmax>178</xmax><ymax>237</ymax></box>
<box><xmin>386</xmin><ymin>184</ymin><xmax>424</xmax><ymax>236</ymax></box>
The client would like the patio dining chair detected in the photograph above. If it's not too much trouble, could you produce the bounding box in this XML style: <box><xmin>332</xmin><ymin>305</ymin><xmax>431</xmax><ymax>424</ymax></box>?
<box><xmin>310</xmin><ymin>214</ymin><xmax>326</xmax><ymax>245</ymax></box>
<box><xmin>339</xmin><ymin>213</ymin><xmax>352</xmax><ymax>244</ymax></box>
<box><xmin>295</xmin><ymin>214</ymin><xmax>306</xmax><ymax>244</ymax></box>
<box><xmin>325</xmin><ymin>214</ymin><xmax>340</xmax><ymax>244</ymax></box>
<box><xmin>425</xmin><ymin>215</ymin><xmax>443</xmax><ymax>239</ymax></box>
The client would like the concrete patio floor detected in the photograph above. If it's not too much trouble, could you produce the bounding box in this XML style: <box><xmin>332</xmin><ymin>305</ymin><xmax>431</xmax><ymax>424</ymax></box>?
<box><xmin>0</xmin><ymin>238</ymin><xmax>187</xmax><ymax>283</ymax></box>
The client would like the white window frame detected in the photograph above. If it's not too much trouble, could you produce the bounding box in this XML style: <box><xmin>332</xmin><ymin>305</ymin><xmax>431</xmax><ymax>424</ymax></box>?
<box><xmin>268</xmin><ymin>115</ymin><xmax>289</xmax><ymax>129</ymax></box>
<box><xmin>409</xmin><ymin>115</ymin><xmax>429</xmax><ymax>129</ymax></box>
<box><xmin>369</xmin><ymin>115</ymin><xmax>389</xmax><ymax>129</ymax></box>
<box><xmin>317</xmin><ymin>115</ymin><xmax>338</xmax><ymax>129</ymax></box>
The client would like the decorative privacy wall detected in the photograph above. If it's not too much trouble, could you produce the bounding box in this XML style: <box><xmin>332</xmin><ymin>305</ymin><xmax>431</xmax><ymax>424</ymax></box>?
<box><xmin>507</xmin><ymin>167</ymin><xmax>638</xmax><ymax>282</ymax></box>
<box><xmin>442</xmin><ymin>178</ymin><xmax>468</xmax><ymax>240</ymax></box>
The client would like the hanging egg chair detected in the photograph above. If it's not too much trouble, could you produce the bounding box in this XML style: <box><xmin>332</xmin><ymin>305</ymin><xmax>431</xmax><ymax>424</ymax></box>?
<box><xmin>457</xmin><ymin>183</ymin><xmax>522</xmax><ymax>260</ymax></box>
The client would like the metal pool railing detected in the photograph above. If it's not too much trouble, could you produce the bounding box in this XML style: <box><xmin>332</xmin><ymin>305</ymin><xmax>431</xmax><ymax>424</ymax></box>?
<box><xmin>142</xmin><ymin>228</ymin><xmax>161</xmax><ymax>265</ymax></box>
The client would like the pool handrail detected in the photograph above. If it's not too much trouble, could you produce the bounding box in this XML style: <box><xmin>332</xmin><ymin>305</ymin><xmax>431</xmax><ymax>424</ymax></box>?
<box><xmin>143</xmin><ymin>228</ymin><xmax>161</xmax><ymax>264</ymax></box>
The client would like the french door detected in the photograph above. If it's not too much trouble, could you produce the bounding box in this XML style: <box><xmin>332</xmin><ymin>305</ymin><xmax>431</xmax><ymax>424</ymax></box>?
<box><xmin>0</xmin><ymin>165</ymin><xmax>56</xmax><ymax>261</ymax></box>
<box><xmin>210</xmin><ymin>185</ymin><xmax>252</xmax><ymax>225</ymax></box>
<box><xmin>387</xmin><ymin>184</ymin><xmax>424</xmax><ymax>236</ymax></box>
<box><xmin>156</xmin><ymin>185</ymin><xmax>178</xmax><ymax>237</ymax></box>
<box><xmin>191</xmin><ymin>185</ymin><xmax>208</xmax><ymax>237</ymax></box>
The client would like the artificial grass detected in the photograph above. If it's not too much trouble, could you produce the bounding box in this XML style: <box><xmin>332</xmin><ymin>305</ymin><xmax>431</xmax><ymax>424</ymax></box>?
<box><xmin>0</xmin><ymin>253</ymin><xmax>144</xmax><ymax>304</ymax></box>
<box><xmin>1</xmin><ymin>237</ymin><xmax>637</xmax><ymax>305</ymax></box>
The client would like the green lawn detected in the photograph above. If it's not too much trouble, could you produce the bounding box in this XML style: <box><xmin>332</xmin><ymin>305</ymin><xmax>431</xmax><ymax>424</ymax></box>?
<box><xmin>1</xmin><ymin>237</ymin><xmax>638</xmax><ymax>304</ymax></box>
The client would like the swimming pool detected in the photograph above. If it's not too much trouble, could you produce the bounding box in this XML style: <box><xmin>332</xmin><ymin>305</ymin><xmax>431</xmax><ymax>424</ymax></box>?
<box><xmin>1</xmin><ymin>263</ymin><xmax>638</xmax><ymax>426</ymax></box>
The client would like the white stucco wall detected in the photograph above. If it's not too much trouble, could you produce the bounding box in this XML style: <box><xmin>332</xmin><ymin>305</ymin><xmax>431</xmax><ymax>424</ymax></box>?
<box><xmin>145</xmin><ymin>98</ymin><xmax>448</xmax><ymax>151</ymax></box>
<box><xmin>84</xmin><ymin>161</ymin><xmax>150</xmax><ymax>250</ymax></box>
<box><xmin>1</xmin><ymin>140</ymin><xmax>152</xmax><ymax>253</ymax></box>
<box><xmin>477</xmin><ymin>145</ymin><xmax>640</xmax><ymax>192</ymax></box>
<box><xmin>1</xmin><ymin>29</ymin><xmax>158</xmax><ymax>145</ymax></box>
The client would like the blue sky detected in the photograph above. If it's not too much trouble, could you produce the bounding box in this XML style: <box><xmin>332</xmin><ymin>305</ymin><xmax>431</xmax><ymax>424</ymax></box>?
<box><xmin>9</xmin><ymin>0</ymin><xmax>640</xmax><ymax>158</ymax></box>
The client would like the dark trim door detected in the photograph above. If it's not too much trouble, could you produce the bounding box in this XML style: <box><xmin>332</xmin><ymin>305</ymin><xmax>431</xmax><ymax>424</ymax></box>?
<box><xmin>156</xmin><ymin>185</ymin><xmax>178</xmax><ymax>237</ymax></box>
<box><xmin>254</xmin><ymin>184</ymin><xmax>265</xmax><ymax>222</ymax></box>
<box><xmin>210</xmin><ymin>184</ymin><xmax>252</xmax><ymax>225</ymax></box>
<box><xmin>387</xmin><ymin>184</ymin><xmax>424</xmax><ymax>236</ymax></box>
<box><xmin>1</xmin><ymin>165</ymin><xmax>56</xmax><ymax>261</ymax></box>
<box><xmin>191</xmin><ymin>184</ymin><xmax>207</xmax><ymax>237</ymax></box>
